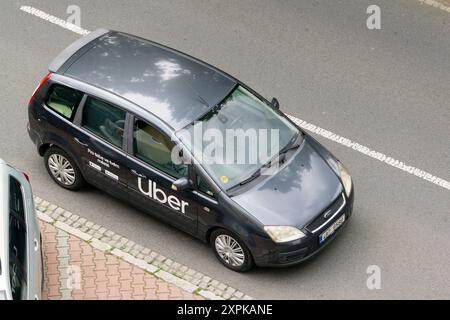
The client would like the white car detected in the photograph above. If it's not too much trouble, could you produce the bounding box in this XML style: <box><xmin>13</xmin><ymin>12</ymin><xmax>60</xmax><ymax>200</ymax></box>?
<box><xmin>0</xmin><ymin>159</ymin><xmax>42</xmax><ymax>300</ymax></box>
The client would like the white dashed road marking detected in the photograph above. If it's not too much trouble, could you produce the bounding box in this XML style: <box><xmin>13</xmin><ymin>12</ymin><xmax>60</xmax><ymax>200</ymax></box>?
<box><xmin>20</xmin><ymin>5</ymin><xmax>90</xmax><ymax>35</ymax></box>
<box><xmin>418</xmin><ymin>0</ymin><xmax>450</xmax><ymax>13</ymax></box>
<box><xmin>288</xmin><ymin>116</ymin><xmax>450</xmax><ymax>191</ymax></box>
<box><xmin>19</xmin><ymin>5</ymin><xmax>450</xmax><ymax>192</ymax></box>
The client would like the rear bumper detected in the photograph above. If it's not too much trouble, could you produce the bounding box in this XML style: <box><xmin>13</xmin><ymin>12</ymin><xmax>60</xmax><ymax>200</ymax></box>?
<box><xmin>252</xmin><ymin>188</ymin><xmax>355</xmax><ymax>268</ymax></box>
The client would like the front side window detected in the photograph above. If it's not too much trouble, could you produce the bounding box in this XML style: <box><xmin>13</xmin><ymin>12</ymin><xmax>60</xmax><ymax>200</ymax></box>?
<box><xmin>8</xmin><ymin>176</ymin><xmax>27</xmax><ymax>300</ymax></box>
<box><xmin>46</xmin><ymin>85</ymin><xmax>83</xmax><ymax>120</ymax></box>
<box><xmin>134</xmin><ymin>119</ymin><xmax>187</xmax><ymax>179</ymax></box>
<box><xmin>82</xmin><ymin>97</ymin><xmax>126</xmax><ymax>148</ymax></box>
<box><xmin>197</xmin><ymin>174</ymin><xmax>215</xmax><ymax>197</ymax></box>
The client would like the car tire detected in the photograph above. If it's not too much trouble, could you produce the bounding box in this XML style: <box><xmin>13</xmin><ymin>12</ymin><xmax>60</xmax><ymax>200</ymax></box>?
<box><xmin>44</xmin><ymin>147</ymin><xmax>85</xmax><ymax>190</ymax></box>
<box><xmin>211</xmin><ymin>229</ymin><xmax>254</xmax><ymax>272</ymax></box>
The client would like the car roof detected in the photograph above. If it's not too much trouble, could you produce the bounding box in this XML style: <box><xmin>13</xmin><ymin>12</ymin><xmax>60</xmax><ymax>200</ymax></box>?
<box><xmin>58</xmin><ymin>31</ymin><xmax>237</xmax><ymax>130</ymax></box>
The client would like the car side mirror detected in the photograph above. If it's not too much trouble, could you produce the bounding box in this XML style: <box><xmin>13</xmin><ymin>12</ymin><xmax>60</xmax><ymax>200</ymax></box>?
<box><xmin>271</xmin><ymin>97</ymin><xmax>280</xmax><ymax>110</ymax></box>
<box><xmin>171</xmin><ymin>177</ymin><xmax>190</xmax><ymax>191</ymax></box>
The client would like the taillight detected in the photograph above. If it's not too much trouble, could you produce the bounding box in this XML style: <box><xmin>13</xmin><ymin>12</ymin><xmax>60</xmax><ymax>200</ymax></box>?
<box><xmin>22</xmin><ymin>172</ymin><xmax>30</xmax><ymax>182</ymax></box>
<box><xmin>28</xmin><ymin>72</ymin><xmax>51</xmax><ymax>105</ymax></box>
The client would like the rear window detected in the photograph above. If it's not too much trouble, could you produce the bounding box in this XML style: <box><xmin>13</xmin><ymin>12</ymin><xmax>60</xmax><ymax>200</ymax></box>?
<box><xmin>46</xmin><ymin>85</ymin><xmax>83</xmax><ymax>120</ymax></box>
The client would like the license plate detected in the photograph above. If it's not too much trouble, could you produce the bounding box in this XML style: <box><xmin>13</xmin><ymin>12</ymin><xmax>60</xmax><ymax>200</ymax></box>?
<box><xmin>319</xmin><ymin>214</ymin><xmax>345</xmax><ymax>244</ymax></box>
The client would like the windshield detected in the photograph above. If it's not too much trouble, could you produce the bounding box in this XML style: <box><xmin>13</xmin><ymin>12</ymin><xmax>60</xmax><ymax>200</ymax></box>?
<box><xmin>177</xmin><ymin>85</ymin><xmax>300</xmax><ymax>190</ymax></box>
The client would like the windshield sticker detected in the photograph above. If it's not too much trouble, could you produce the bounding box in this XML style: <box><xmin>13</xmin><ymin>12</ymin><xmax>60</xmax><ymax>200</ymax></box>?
<box><xmin>138</xmin><ymin>177</ymin><xmax>189</xmax><ymax>215</ymax></box>
<box><xmin>220</xmin><ymin>176</ymin><xmax>229</xmax><ymax>184</ymax></box>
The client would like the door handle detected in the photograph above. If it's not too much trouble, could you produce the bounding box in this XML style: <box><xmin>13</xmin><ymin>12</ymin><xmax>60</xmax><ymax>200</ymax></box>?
<box><xmin>74</xmin><ymin>137</ymin><xmax>88</xmax><ymax>147</ymax></box>
<box><xmin>34</xmin><ymin>239</ymin><xmax>39</xmax><ymax>252</ymax></box>
<box><xmin>131</xmin><ymin>169</ymin><xmax>146</xmax><ymax>179</ymax></box>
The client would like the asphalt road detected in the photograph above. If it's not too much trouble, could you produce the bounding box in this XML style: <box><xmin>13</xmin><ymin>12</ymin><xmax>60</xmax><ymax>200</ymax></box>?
<box><xmin>1</xmin><ymin>0</ymin><xmax>449</xmax><ymax>299</ymax></box>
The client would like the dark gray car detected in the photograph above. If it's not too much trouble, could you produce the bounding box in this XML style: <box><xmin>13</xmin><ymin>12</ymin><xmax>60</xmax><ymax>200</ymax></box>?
<box><xmin>27</xmin><ymin>30</ymin><xmax>354</xmax><ymax>272</ymax></box>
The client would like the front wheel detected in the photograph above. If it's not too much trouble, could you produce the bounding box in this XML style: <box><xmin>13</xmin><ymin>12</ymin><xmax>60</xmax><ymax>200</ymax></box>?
<box><xmin>211</xmin><ymin>229</ymin><xmax>254</xmax><ymax>272</ymax></box>
<box><xmin>44</xmin><ymin>147</ymin><xmax>85</xmax><ymax>190</ymax></box>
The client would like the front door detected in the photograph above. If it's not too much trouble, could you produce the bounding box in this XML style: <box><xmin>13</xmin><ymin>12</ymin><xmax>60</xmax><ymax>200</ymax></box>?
<box><xmin>193</xmin><ymin>171</ymin><xmax>222</xmax><ymax>240</ymax></box>
<box><xmin>126</xmin><ymin>117</ymin><xmax>197</xmax><ymax>235</ymax></box>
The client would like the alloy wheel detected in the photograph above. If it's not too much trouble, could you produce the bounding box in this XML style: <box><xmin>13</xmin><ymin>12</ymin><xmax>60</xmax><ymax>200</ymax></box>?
<box><xmin>215</xmin><ymin>234</ymin><xmax>245</xmax><ymax>267</ymax></box>
<box><xmin>48</xmin><ymin>154</ymin><xmax>76</xmax><ymax>186</ymax></box>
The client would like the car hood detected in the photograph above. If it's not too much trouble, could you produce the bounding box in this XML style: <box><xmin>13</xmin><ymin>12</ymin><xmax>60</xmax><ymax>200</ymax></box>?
<box><xmin>232</xmin><ymin>137</ymin><xmax>342</xmax><ymax>228</ymax></box>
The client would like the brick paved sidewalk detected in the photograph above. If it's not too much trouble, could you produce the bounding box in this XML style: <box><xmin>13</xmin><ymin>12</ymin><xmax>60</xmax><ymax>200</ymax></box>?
<box><xmin>35</xmin><ymin>196</ymin><xmax>252</xmax><ymax>300</ymax></box>
<box><xmin>41</xmin><ymin>222</ymin><xmax>203</xmax><ymax>300</ymax></box>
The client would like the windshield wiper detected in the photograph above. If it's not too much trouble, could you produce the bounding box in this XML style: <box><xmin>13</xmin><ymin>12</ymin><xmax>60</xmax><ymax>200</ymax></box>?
<box><xmin>238</xmin><ymin>169</ymin><xmax>262</xmax><ymax>186</ymax></box>
<box><xmin>227</xmin><ymin>133</ymin><xmax>303</xmax><ymax>192</ymax></box>
<box><xmin>278</xmin><ymin>132</ymin><xmax>302</xmax><ymax>162</ymax></box>
<box><xmin>227</xmin><ymin>162</ymin><xmax>270</xmax><ymax>192</ymax></box>
<box><xmin>280</xmin><ymin>141</ymin><xmax>301</xmax><ymax>155</ymax></box>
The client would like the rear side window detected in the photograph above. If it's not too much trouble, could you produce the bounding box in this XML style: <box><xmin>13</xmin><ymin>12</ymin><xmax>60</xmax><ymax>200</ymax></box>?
<box><xmin>46</xmin><ymin>85</ymin><xmax>83</xmax><ymax>120</ymax></box>
<box><xmin>8</xmin><ymin>176</ymin><xmax>27</xmax><ymax>300</ymax></box>
<box><xmin>82</xmin><ymin>97</ymin><xmax>126</xmax><ymax>148</ymax></box>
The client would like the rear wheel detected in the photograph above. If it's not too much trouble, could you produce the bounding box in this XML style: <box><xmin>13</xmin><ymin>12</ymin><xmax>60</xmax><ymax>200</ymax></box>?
<box><xmin>211</xmin><ymin>229</ymin><xmax>254</xmax><ymax>272</ymax></box>
<box><xmin>44</xmin><ymin>147</ymin><xmax>85</xmax><ymax>190</ymax></box>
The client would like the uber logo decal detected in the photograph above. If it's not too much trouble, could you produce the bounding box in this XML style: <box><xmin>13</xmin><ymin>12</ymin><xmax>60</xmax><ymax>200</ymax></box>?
<box><xmin>138</xmin><ymin>177</ymin><xmax>189</xmax><ymax>214</ymax></box>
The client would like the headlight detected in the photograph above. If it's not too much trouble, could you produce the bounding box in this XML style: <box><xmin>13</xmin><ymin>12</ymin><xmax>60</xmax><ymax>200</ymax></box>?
<box><xmin>338</xmin><ymin>161</ymin><xmax>352</xmax><ymax>197</ymax></box>
<box><xmin>264</xmin><ymin>226</ymin><xmax>306</xmax><ymax>243</ymax></box>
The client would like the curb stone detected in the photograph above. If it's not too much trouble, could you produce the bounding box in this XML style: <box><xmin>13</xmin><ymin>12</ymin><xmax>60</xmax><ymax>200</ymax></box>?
<box><xmin>56</xmin><ymin>229</ymin><xmax>72</xmax><ymax>300</ymax></box>
<box><xmin>34</xmin><ymin>196</ymin><xmax>253</xmax><ymax>300</ymax></box>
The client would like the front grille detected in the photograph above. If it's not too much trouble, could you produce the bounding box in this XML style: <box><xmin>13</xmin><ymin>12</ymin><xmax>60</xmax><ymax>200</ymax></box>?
<box><xmin>306</xmin><ymin>193</ymin><xmax>345</xmax><ymax>233</ymax></box>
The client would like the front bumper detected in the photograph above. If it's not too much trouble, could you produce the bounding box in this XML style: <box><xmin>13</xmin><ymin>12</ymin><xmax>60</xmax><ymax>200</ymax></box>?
<box><xmin>252</xmin><ymin>187</ymin><xmax>355</xmax><ymax>267</ymax></box>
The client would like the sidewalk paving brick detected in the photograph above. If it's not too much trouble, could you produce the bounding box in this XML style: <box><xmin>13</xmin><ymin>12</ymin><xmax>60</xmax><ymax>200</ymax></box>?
<box><xmin>39</xmin><ymin>221</ymin><xmax>203</xmax><ymax>300</ymax></box>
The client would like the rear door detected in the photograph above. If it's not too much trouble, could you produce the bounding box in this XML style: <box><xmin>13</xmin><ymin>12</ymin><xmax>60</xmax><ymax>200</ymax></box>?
<box><xmin>72</xmin><ymin>95</ymin><xmax>130</xmax><ymax>201</ymax></box>
<box><xmin>126</xmin><ymin>116</ymin><xmax>198</xmax><ymax>235</ymax></box>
